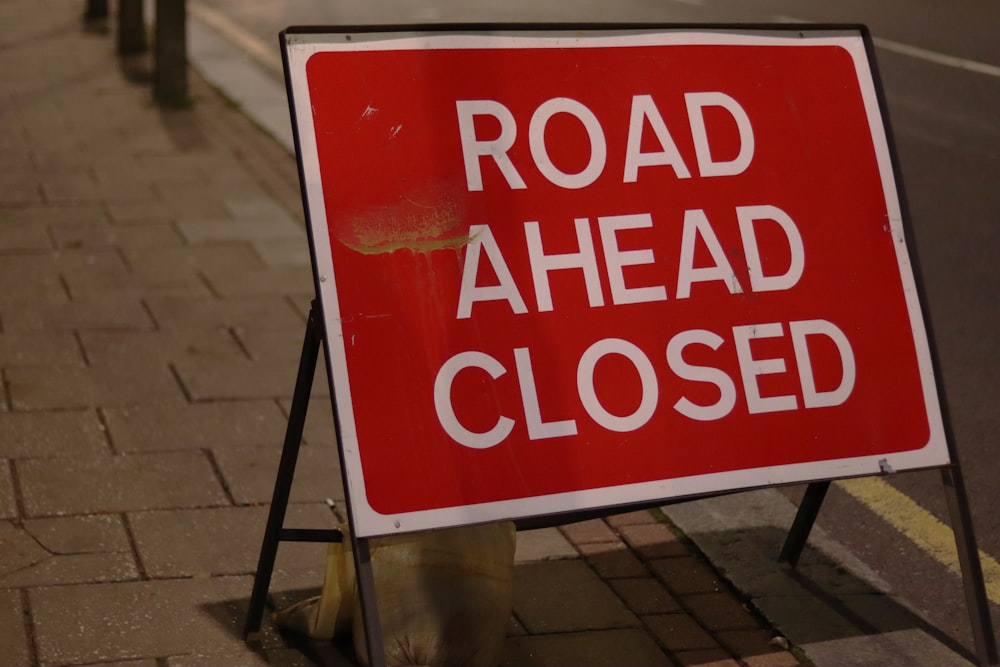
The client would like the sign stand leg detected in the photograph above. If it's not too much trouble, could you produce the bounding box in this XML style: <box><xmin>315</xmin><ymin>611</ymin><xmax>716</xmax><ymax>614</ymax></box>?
<box><xmin>353</xmin><ymin>537</ymin><xmax>388</xmax><ymax>667</ymax></box>
<box><xmin>244</xmin><ymin>303</ymin><xmax>332</xmax><ymax>638</ymax></box>
<box><xmin>941</xmin><ymin>465</ymin><xmax>998</xmax><ymax>666</ymax></box>
<box><xmin>779</xmin><ymin>481</ymin><xmax>831</xmax><ymax>567</ymax></box>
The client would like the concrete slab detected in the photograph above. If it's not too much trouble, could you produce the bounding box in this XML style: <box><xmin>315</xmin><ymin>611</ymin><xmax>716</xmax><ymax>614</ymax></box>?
<box><xmin>18</xmin><ymin>452</ymin><xmax>228</xmax><ymax>516</ymax></box>
<box><xmin>0</xmin><ymin>589</ymin><xmax>31</xmax><ymax>667</ymax></box>
<box><xmin>514</xmin><ymin>559</ymin><xmax>639</xmax><ymax>633</ymax></box>
<box><xmin>102</xmin><ymin>400</ymin><xmax>288</xmax><ymax>453</ymax></box>
<box><xmin>29</xmin><ymin>576</ymin><xmax>255</xmax><ymax>666</ymax></box>
<box><xmin>501</xmin><ymin>628</ymin><xmax>670</xmax><ymax>667</ymax></box>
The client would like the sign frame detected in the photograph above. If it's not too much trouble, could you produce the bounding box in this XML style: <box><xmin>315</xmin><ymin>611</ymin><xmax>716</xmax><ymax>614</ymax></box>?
<box><xmin>281</xmin><ymin>23</ymin><xmax>952</xmax><ymax>539</ymax></box>
<box><xmin>245</xmin><ymin>24</ymin><xmax>997</xmax><ymax>667</ymax></box>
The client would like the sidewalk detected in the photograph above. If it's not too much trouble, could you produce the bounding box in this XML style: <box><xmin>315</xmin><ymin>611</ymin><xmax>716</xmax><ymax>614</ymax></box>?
<box><xmin>0</xmin><ymin>3</ymin><xmax>970</xmax><ymax>667</ymax></box>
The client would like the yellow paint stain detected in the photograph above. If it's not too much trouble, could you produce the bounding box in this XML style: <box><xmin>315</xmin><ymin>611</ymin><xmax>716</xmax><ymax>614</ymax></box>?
<box><xmin>340</xmin><ymin>198</ymin><xmax>468</xmax><ymax>255</ymax></box>
<box><xmin>837</xmin><ymin>477</ymin><xmax>1000</xmax><ymax>605</ymax></box>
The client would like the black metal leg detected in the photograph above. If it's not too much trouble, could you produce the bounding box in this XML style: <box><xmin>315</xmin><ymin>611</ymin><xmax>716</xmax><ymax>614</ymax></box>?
<box><xmin>778</xmin><ymin>481</ymin><xmax>831</xmax><ymax>567</ymax></box>
<box><xmin>244</xmin><ymin>304</ymin><xmax>323</xmax><ymax>638</ymax></box>
<box><xmin>941</xmin><ymin>466</ymin><xmax>998</xmax><ymax>666</ymax></box>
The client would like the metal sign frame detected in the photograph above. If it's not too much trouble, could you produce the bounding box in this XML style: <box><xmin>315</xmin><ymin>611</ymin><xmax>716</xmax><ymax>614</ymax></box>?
<box><xmin>241</xmin><ymin>24</ymin><xmax>997</xmax><ymax>667</ymax></box>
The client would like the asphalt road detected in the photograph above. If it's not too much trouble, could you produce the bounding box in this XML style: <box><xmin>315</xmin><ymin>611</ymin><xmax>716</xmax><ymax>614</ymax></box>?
<box><xmin>191</xmin><ymin>0</ymin><xmax>999</xmax><ymax>654</ymax></box>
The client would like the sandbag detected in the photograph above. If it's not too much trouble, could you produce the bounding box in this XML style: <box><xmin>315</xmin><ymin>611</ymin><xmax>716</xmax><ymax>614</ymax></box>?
<box><xmin>270</xmin><ymin>538</ymin><xmax>356</xmax><ymax>639</ymax></box>
<box><xmin>353</xmin><ymin>521</ymin><xmax>516</xmax><ymax>667</ymax></box>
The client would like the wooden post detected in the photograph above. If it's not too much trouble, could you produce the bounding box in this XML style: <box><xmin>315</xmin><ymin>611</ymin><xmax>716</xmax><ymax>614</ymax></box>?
<box><xmin>118</xmin><ymin>0</ymin><xmax>147</xmax><ymax>55</ymax></box>
<box><xmin>154</xmin><ymin>0</ymin><xmax>188</xmax><ymax>107</ymax></box>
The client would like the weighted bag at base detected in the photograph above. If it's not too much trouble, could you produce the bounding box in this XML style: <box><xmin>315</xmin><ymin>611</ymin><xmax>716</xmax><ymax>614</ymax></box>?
<box><xmin>353</xmin><ymin>521</ymin><xmax>517</xmax><ymax>667</ymax></box>
<box><xmin>270</xmin><ymin>538</ymin><xmax>356</xmax><ymax>639</ymax></box>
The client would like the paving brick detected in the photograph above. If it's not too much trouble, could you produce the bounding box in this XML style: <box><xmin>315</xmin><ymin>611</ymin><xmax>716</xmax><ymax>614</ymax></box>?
<box><xmin>672</xmin><ymin>650</ymin><xmax>739</xmax><ymax>666</ymax></box>
<box><xmin>0</xmin><ymin>409</ymin><xmax>108</xmax><ymax>458</ymax></box>
<box><xmin>173</xmin><ymin>354</ymin><xmax>326</xmax><ymax>401</ymax></box>
<box><xmin>0</xmin><ymin>520</ymin><xmax>49</xmax><ymax>576</ymax></box>
<box><xmin>7</xmin><ymin>361</ymin><xmax>185</xmax><ymax>409</ymax></box>
<box><xmin>18</xmin><ymin>451</ymin><xmax>229</xmax><ymax>516</ymax></box>
<box><xmin>559</xmin><ymin>518</ymin><xmax>618</xmax><ymax>545</ymax></box>
<box><xmin>154</xmin><ymin>184</ymin><xmax>238</xmax><ymax>219</ymax></box>
<box><xmin>144</xmin><ymin>295</ymin><xmax>304</xmax><ymax>332</ymax></box>
<box><xmin>176</xmin><ymin>217</ymin><xmax>306</xmax><ymax>244</ymax></box>
<box><xmin>50</xmin><ymin>221</ymin><xmax>183</xmax><ymax>249</ymax></box>
<box><xmin>715</xmin><ymin>628</ymin><xmax>787</xmax><ymax>660</ymax></box>
<box><xmin>0</xmin><ymin>257</ymin><xmax>66</xmax><ymax>298</ymax></box>
<box><xmin>0</xmin><ymin>332</ymin><xmax>86</xmax><ymax>367</ymax></box>
<box><xmin>0</xmin><ymin>219</ymin><xmax>51</xmax><ymax>251</ymax></box>
<box><xmin>38</xmin><ymin>170</ymin><xmax>100</xmax><ymax>203</ymax></box>
<box><xmin>577</xmin><ymin>540</ymin><xmax>648</xmax><ymax>578</ymax></box>
<box><xmin>644</xmin><ymin>613</ymin><xmax>719</xmax><ymax>652</ymax></box>
<box><xmin>224</xmin><ymin>196</ymin><xmax>297</xmax><ymax>221</ymax></box>
<box><xmin>167</xmin><ymin>647</ymin><xmax>329</xmax><ymax>667</ymax></box>
<box><xmin>126</xmin><ymin>243</ymin><xmax>266</xmax><ymax>281</ymax></box>
<box><xmin>64</xmin><ymin>265</ymin><xmax>211</xmax><ymax>300</ymax></box>
<box><xmin>743</xmin><ymin>650</ymin><xmax>802</xmax><ymax>666</ymax></box>
<box><xmin>237</xmin><ymin>328</ymin><xmax>311</xmax><ymax>367</ymax></box>
<box><xmin>608</xmin><ymin>577</ymin><xmax>683</xmax><ymax>615</ymax></box>
<box><xmin>27</xmin><ymin>513</ymin><xmax>132</xmax><ymax>553</ymax></box>
<box><xmin>212</xmin><ymin>443</ymin><xmax>344</xmax><ymax>506</ymax></box>
<box><xmin>501</xmin><ymin>629</ymin><xmax>669</xmax><ymax>667</ymax></box>
<box><xmin>514</xmin><ymin>527</ymin><xmax>578</xmax><ymax>563</ymax></box>
<box><xmin>29</xmin><ymin>576</ymin><xmax>253</xmax><ymax>666</ymax></box>
<box><xmin>651</xmin><ymin>556</ymin><xmax>726</xmax><ymax>596</ymax></box>
<box><xmin>105</xmin><ymin>201</ymin><xmax>177</xmax><ymax>226</ymax></box>
<box><xmin>514</xmin><ymin>559</ymin><xmax>639</xmax><ymax>633</ymax></box>
<box><xmin>618</xmin><ymin>521</ymin><xmax>689</xmax><ymax>560</ymax></box>
<box><xmin>683</xmin><ymin>592</ymin><xmax>759</xmax><ymax>632</ymax></box>
<box><xmin>129</xmin><ymin>503</ymin><xmax>334</xmax><ymax>579</ymax></box>
<box><xmin>605</xmin><ymin>509</ymin><xmax>660</xmax><ymax>528</ymax></box>
<box><xmin>0</xmin><ymin>462</ymin><xmax>15</xmax><ymax>518</ymax></box>
<box><xmin>103</xmin><ymin>400</ymin><xmax>287</xmax><ymax>453</ymax></box>
<box><xmin>200</xmin><ymin>264</ymin><xmax>313</xmax><ymax>298</ymax></box>
<box><xmin>0</xmin><ymin>296</ymin><xmax>155</xmax><ymax>332</ymax></box>
<box><xmin>0</xmin><ymin>545</ymin><xmax>138</xmax><ymax>587</ymax></box>
<box><xmin>0</xmin><ymin>588</ymin><xmax>31</xmax><ymax>667</ymax></box>
<box><xmin>252</xmin><ymin>240</ymin><xmax>311</xmax><ymax>268</ymax></box>
<box><xmin>0</xmin><ymin>172</ymin><xmax>44</xmax><ymax>204</ymax></box>
<box><xmin>78</xmin><ymin>329</ymin><xmax>247</xmax><ymax>367</ymax></box>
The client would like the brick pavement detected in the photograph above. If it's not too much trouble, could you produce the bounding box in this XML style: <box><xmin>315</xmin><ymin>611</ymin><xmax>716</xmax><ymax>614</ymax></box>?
<box><xmin>0</xmin><ymin>2</ymin><xmax>806</xmax><ymax>665</ymax></box>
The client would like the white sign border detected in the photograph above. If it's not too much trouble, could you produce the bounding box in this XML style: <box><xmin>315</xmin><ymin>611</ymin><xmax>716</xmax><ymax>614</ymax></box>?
<box><xmin>283</xmin><ymin>26</ymin><xmax>948</xmax><ymax>538</ymax></box>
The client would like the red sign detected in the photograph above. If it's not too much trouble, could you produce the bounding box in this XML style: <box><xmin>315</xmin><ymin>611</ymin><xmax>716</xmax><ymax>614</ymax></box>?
<box><xmin>284</xmin><ymin>28</ymin><xmax>948</xmax><ymax>536</ymax></box>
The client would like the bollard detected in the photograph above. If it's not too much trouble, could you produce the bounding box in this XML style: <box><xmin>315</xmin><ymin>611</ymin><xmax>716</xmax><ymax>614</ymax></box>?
<box><xmin>154</xmin><ymin>0</ymin><xmax>189</xmax><ymax>107</ymax></box>
<box><xmin>85</xmin><ymin>0</ymin><xmax>108</xmax><ymax>20</ymax></box>
<box><xmin>118</xmin><ymin>0</ymin><xmax>147</xmax><ymax>54</ymax></box>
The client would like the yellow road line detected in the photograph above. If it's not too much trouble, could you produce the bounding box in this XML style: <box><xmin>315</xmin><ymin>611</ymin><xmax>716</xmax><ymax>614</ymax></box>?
<box><xmin>837</xmin><ymin>476</ymin><xmax>1000</xmax><ymax>605</ymax></box>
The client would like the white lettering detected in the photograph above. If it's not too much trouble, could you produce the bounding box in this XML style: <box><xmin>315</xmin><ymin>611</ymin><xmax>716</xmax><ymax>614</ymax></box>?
<box><xmin>666</xmin><ymin>329</ymin><xmax>737</xmax><ymax>421</ymax></box>
<box><xmin>598</xmin><ymin>213</ymin><xmax>668</xmax><ymax>305</ymax></box>
<box><xmin>684</xmin><ymin>92</ymin><xmax>755</xmax><ymax>177</ymax></box>
<box><xmin>676</xmin><ymin>209</ymin><xmax>744</xmax><ymax>299</ymax></box>
<box><xmin>733</xmin><ymin>322</ymin><xmax>798</xmax><ymax>414</ymax></box>
<box><xmin>434</xmin><ymin>351</ymin><xmax>514</xmax><ymax>449</ymax></box>
<box><xmin>577</xmin><ymin>338</ymin><xmax>659</xmax><ymax>432</ymax></box>
<box><xmin>529</xmin><ymin>97</ymin><xmax>607</xmax><ymax>189</ymax></box>
<box><xmin>623</xmin><ymin>94</ymin><xmax>692</xmax><ymax>182</ymax></box>
<box><xmin>456</xmin><ymin>100</ymin><xmax>527</xmax><ymax>191</ymax></box>
<box><xmin>737</xmin><ymin>205</ymin><xmax>805</xmax><ymax>292</ymax></box>
<box><xmin>456</xmin><ymin>225</ymin><xmax>529</xmax><ymax>319</ymax></box>
<box><xmin>526</xmin><ymin>219</ymin><xmax>604</xmax><ymax>312</ymax></box>
<box><xmin>790</xmin><ymin>319</ymin><xmax>857</xmax><ymax>408</ymax></box>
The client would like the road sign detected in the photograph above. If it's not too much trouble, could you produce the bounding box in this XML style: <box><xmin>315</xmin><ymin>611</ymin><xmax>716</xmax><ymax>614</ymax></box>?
<box><xmin>283</xmin><ymin>26</ymin><xmax>949</xmax><ymax>537</ymax></box>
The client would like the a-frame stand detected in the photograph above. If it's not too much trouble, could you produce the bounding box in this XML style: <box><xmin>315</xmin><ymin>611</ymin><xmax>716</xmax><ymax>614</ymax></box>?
<box><xmin>780</xmin><ymin>476</ymin><xmax>997</xmax><ymax>666</ymax></box>
<box><xmin>243</xmin><ymin>302</ymin><xmax>389</xmax><ymax>667</ymax></box>
<box><xmin>244</xmin><ymin>302</ymin><xmax>998</xmax><ymax>667</ymax></box>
